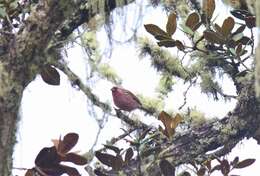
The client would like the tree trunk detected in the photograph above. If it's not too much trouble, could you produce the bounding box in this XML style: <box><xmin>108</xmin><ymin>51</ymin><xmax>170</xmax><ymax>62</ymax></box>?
<box><xmin>0</xmin><ymin>1</ymin><xmax>78</xmax><ymax>175</ymax></box>
<box><xmin>256</xmin><ymin>0</ymin><xmax>260</xmax><ymax>98</ymax></box>
<box><xmin>0</xmin><ymin>0</ymin><xmax>134</xmax><ymax>175</ymax></box>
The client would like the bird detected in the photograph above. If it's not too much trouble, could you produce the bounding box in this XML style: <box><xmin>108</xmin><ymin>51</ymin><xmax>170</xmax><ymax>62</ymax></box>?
<box><xmin>111</xmin><ymin>86</ymin><xmax>142</xmax><ymax>112</ymax></box>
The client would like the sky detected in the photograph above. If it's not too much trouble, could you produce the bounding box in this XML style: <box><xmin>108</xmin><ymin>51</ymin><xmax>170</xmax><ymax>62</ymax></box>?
<box><xmin>12</xmin><ymin>0</ymin><xmax>260</xmax><ymax>175</ymax></box>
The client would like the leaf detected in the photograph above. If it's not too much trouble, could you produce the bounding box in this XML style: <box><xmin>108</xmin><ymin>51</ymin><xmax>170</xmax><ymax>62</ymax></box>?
<box><xmin>186</xmin><ymin>12</ymin><xmax>200</xmax><ymax>31</ymax></box>
<box><xmin>35</xmin><ymin>146</ymin><xmax>60</xmax><ymax>168</ymax></box>
<box><xmin>155</xmin><ymin>34</ymin><xmax>172</xmax><ymax>40</ymax></box>
<box><xmin>159</xmin><ymin>159</ymin><xmax>175</xmax><ymax>176</ymax></box>
<box><xmin>144</xmin><ymin>24</ymin><xmax>169</xmax><ymax>38</ymax></box>
<box><xmin>180</xmin><ymin>23</ymin><xmax>194</xmax><ymax>35</ymax></box>
<box><xmin>139</xmin><ymin>127</ymin><xmax>152</xmax><ymax>140</ymax></box>
<box><xmin>40</xmin><ymin>65</ymin><xmax>60</xmax><ymax>86</ymax></box>
<box><xmin>220</xmin><ymin>159</ymin><xmax>230</xmax><ymax>175</ymax></box>
<box><xmin>24</xmin><ymin>169</ymin><xmax>34</xmax><ymax>176</ymax></box>
<box><xmin>245</xmin><ymin>16</ymin><xmax>256</xmax><ymax>28</ymax></box>
<box><xmin>204</xmin><ymin>160</ymin><xmax>211</xmax><ymax>171</ymax></box>
<box><xmin>211</xmin><ymin>164</ymin><xmax>221</xmax><ymax>173</ymax></box>
<box><xmin>59</xmin><ymin>133</ymin><xmax>79</xmax><ymax>154</ymax></box>
<box><xmin>95</xmin><ymin>151</ymin><xmax>123</xmax><ymax>170</ymax></box>
<box><xmin>61</xmin><ymin>152</ymin><xmax>88</xmax><ymax>165</ymax></box>
<box><xmin>197</xmin><ymin>167</ymin><xmax>206</xmax><ymax>176</ymax></box>
<box><xmin>202</xmin><ymin>0</ymin><xmax>215</xmax><ymax>19</ymax></box>
<box><xmin>233</xmin><ymin>25</ymin><xmax>246</xmax><ymax>35</ymax></box>
<box><xmin>236</xmin><ymin>43</ymin><xmax>243</xmax><ymax>56</ymax></box>
<box><xmin>159</xmin><ymin>111</ymin><xmax>182</xmax><ymax>138</ymax></box>
<box><xmin>234</xmin><ymin>158</ymin><xmax>255</xmax><ymax>169</ymax></box>
<box><xmin>104</xmin><ymin>144</ymin><xmax>121</xmax><ymax>154</ymax></box>
<box><xmin>58</xmin><ymin>164</ymin><xmax>81</xmax><ymax>176</ymax></box>
<box><xmin>94</xmin><ymin>169</ymin><xmax>108</xmax><ymax>176</ymax></box>
<box><xmin>157</xmin><ymin>39</ymin><xmax>177</xmax><ymax>47</ymax></box>
<box><xmin>124</xmin><ymin>148</ymin><xmax>134</xmax><ymax>163</ymax></box>
<box><xmin>203</xmin><ymin>30</ymin><xmax>225</xmax><ymax>44</ymax></box>
<box><xmin>232</xmin><ymin>32</ymin><xmax>243</xmax><ymax>42</ymax></box>
<box><xmin>41</xmin><ymin>165</ymin><xmax>67</xmax><ymax>176</ymax></box>
<box><xmin>231</xmin><ymin>156</ymin><xmax>239</xmax><ymax>167</ymax></box>
<box><xmin>231</xmin><ymin>10</ymin><xmax>246</xmax><ymax>20</ymax></box>
<box><xmin>166</xmin><ymin>12</ymin><xmax>177</xmax><ymax>36</ymax></box>
<box><xmin>238</xmin><ymin>36</ymin><xmax>252</xmax><ymax>45</ymax></box>
<box><xmin>175</xmin><ymin>40</ymin><xmax>185</xmax><ymax>51</ymax></box>
<box><xmin>214</xmin><ymin>24</ymin><xmax>223</xmax><ymax>35</ymax></box>
<box><xmin>0</xmin><ymin>7</ymin><xmax>6</xmax><ymax>18</ymax></box>
<box><xmin>222</xmin><ymin>17</ymin><xmax>235</xmax><ymax>37</ymax></box>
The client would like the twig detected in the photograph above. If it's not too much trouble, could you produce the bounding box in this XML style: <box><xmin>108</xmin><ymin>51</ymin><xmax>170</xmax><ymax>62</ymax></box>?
<box><xmin>178</xmin><ymin>78</ymin><xmax>197</xmax><ymax>110</ymax></box>
<box><xmin>52</xmin><ymin>61</ymin><xmax>111</xmax><ymax>113</ymax></box>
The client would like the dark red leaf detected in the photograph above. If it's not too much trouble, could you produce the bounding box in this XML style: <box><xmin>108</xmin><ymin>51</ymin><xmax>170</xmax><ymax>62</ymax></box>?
<box><xmin>231</xmin><ymin>156</ymin><xmax>239</xmax><ymax>167</ymax></box>
<box><xmin>234</xmin><ymin>158</ymin><xmax>255</xmax><ymax>169</ymax></box>
<box><xmin>157</xmin><ymin>39</ymin><xmax>176</xmax><ymax>47</ymax></box>
<box><xmin>166</xmin><ymin>12</ymin><xmax>177</xmax><ymax>36</ymax></box>
<box><xmin>144</xmin><ymin>24</ymin><xmax>169</xmax><ymax>38</ymax></box>
<box><xmin>95</xmin><ymin>151</ymin><xmax>123</xmax><ymax>170</ymax></box>
<box><xmin>25</xmin><ymin>169</ymin><xmax>34</xmax><ymax>176</ymax></box>
<box><xmin>238</xmin><ymin>36</ymin><xmax>252</xmax><ymax>45</ymax></box>
<box><xmin>245</xmin><ymin>16</ymin><xmax>256</xmax><ymax>28</ymax></box>
<box><xmin>103</xmin><ymin>144</ymin><xmax>121</xmax><ymax>154</ymax></box>
<box><xmin>40</xmin><ymin>65</ymin><xmax>60</xmax><ymax>86</ymax></box>
<box><xmin>202</xmin><ymin>0</ymin><xmax>215</xmax><ymax>19</ymax></box>
<box><xmin>59</xmin><ymin>133</ymin><xmax>79</xmax><ymax>154</ymax></box>
<box><xmin>35</xmin><ymin>146</ymin><xmax>60</xmax><ymax>168</ymax></box>
<box><xmin>233</xmin><ymin>25</ymin><xmax>246</xmax><ymax>35</ymax></box>
<box><xmin>221</xmin><ymin>17</ymin><xmax>235</xmax><ymax>37</ymax></box>
<box><xmin>59</xmin><ymin>164</ymin><xmax>81</xmax><ymax>176</ymax></box>
<box><xmin>124</xmin><ymin>148</ymin><xmax>134</xmax><ymax>163</ymax></box>
<box><xmin>236</xmin><ymin>43</ymin><xmax>243</xmax><ymax>56</ymax></box>
<box><xmin>40</xmin><ymin>165</ymin><xmax>66</xmax><ymax>176</ymax></box>
<box><xmin>197</xmin><ymin>166</ymin><xmax>206</xmax><ymax>176</ymax></box>
<box><xmin>94</xmin><ymin>169</ymin><xmax>108</xmax><ymax>176</ymax></box>
<box><xmin>203</xmin><ymin>30</ymin><xmax>225</xmax><ymax>44</ymax></box>
<box><xmin>186</xmin><ymin>12</ymin><xmax>200</xmax><ymax>31</ymax></box>
<box><xmin>220</xmin><ymin>159</ymin><xmax>230</xmax><ymax>175</ymax></box>
<box><xmin>175</xmin><ymin>40</ymin><xmax>185</xmax><ymax>50</ymax></box>
<box><xmin>211</xmin><ymin>164</ymin><xmax>221</xmax><ymax>173</ymax></box>
<box><xmin>159</xmin><ymin>159</ymin><xmax>175</xmax><ymax>176</ymax></box>
<box><xmin>61</xmin><ymin>152</ymin><xmax>88</xmax><ymax>165</ymax></box>
<box><xmin>204</xmin><ymin>160</ymin><xmax>211</xmax><ymax>171</ymax></box>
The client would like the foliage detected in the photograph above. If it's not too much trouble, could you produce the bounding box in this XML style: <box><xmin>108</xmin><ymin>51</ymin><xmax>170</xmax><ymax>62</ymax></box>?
<box><xmin>1</xmin><ymin>0</ymin><xmax>258</xmax><ymax>175</ymax></box>
<box><xmin>25</xmin><ymin>133</ymin><xmax>88</xmax><ymax>176</ymax></box>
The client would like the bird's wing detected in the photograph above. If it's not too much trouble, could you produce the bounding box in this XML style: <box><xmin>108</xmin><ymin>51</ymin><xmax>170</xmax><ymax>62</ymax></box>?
<box><xmin>123</xmin><ymin>89</ymin><xmax>142</xmax><ymax>106</ymax></box>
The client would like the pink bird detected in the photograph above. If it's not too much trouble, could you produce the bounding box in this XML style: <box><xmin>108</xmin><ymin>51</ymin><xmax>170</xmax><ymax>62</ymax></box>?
<box><xmin>111</xmin><ymin>86</ymin><xmax>142</xmax><ymax>112</ymax></box>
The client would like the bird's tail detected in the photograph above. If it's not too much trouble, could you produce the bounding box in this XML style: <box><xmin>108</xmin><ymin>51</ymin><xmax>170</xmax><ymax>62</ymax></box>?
<box><xmin>139</xmin><ymin>106</ymin><xmax>155</xmax><ymax>115</ymax></box>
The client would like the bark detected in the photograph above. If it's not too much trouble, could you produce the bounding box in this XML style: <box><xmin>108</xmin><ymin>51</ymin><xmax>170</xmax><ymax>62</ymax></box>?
<box><xmin>255</xmin><ymin>0</ymin><xmax>260</xmax><ymax>98</ymax></box>
<box><xmin>0</xmin><ymin>0</ymin><xmax>134</xmax><ymax>175</ymax></box>
<box><xmin>0</xmin><ymin>1</ymin><xmax>79</xmax><ymax>175</ymax></box>
<box><xmin>103</xmin><ymin>74</ymin><xmax>260</xmax><ymax>175</ymax></box>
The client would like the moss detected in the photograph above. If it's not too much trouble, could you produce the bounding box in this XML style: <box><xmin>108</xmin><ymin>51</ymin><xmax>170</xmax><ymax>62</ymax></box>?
<box><xmin>137</xmin><ymin>94</ymin><xmax>164</xmax><ymax>113</ymax></box>
<box><xmin>98</xmin><ymin>63</ymin><xmax>122</xmax><ymax>84</ymax></box>
<box><xmin>156</xmin><ymin>73</ymin><xmax>175</xmax><ymax>96</ymax></box>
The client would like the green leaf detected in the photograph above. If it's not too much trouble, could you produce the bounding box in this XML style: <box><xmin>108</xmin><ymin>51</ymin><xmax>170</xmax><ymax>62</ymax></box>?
<box><xmin>180</xmin><ymin>23</ymin><xmax>194</xmax><ymax>35</ymax></box>
<box><xmin>0</xmin><ymin>7</ymin><xmax>6</xmax><ymax>18</ymax></box>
